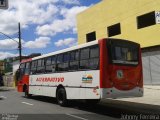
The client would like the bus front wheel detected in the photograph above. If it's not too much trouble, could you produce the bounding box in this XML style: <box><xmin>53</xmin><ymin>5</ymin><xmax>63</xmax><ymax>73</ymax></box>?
<box><xmin>56</xmin><ymin>88</ymin><xmax>68</xmax><ymax>106</ymax></box>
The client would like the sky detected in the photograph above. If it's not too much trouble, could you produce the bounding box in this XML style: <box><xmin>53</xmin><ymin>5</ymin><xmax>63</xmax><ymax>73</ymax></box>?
<box><xmin>0</xmin><ymin>0</ymin><xmax>101</xmax><ymax>60</ymax></box>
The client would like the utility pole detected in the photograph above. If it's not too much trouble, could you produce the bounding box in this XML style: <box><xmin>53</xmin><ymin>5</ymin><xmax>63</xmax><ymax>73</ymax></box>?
<box><xmin>18</xmin><ymin>22</ymin><xmax>22</xmax><ymax>62</ymax></box>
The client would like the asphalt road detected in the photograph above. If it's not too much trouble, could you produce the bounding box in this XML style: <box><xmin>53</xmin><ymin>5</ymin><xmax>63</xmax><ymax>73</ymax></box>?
<box><xmin>0</xmin><ymin>88</ymin><xmax>160</xmax><ymax>120</ymax></box>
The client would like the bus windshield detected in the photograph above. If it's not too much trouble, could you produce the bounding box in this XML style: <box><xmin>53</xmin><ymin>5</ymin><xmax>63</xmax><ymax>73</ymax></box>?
<box><xmin>108</xmin><ymin>39</ymin><xmax>139</xmax><ymax>65</ymax></box>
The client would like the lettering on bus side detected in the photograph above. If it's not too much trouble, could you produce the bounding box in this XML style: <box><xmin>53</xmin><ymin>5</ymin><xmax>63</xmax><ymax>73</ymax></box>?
<box><xmin>36</xmin><ymin>77</ymin><xmax>64</xmax><ymax>82</ymax></box>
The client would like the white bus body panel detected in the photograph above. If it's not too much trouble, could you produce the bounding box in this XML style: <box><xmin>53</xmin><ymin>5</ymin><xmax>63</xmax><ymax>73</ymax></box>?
<box><xmin>29</xmin><ymin>70</ymin><xmax>100</xmax><ymax>99</ymax></box>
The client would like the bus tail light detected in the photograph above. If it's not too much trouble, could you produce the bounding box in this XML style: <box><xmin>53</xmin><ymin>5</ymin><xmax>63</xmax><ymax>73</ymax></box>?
<box><xmin>109</xmin><ymin>79</ymin><xmax>114</xmax><ymax>87</ymax></box>
<box><xmin>137</xmin><ymin>76</ymin><xmax>143</xmax><ymax>88</ymax></box>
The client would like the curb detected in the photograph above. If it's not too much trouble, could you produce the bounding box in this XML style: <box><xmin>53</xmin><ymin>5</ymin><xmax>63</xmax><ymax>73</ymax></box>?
<box><xmin>0</xmin><ymin>87</ymin><xmax>16</xmax><ymax>91</ymax></box>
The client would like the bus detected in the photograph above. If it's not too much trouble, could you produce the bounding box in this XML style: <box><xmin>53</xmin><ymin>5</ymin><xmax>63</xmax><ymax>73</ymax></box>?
<box><xmin>17</xmin><ymin>38</ymin><xmax>143</xmax><ymax>106</ymax></box>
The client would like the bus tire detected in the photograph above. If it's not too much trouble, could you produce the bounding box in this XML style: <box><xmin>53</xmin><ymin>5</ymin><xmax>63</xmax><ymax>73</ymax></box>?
<box><xmin>56</xmin><ymin>88</ymin><xmax>67</xmax><ymax>106</ymax></box>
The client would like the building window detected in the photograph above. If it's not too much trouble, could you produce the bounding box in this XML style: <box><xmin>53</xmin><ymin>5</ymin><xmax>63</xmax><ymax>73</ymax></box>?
<box><xmin>137</xmin><ymin>11</ymin><xmax>156</xmax><ymax>29</ymax></box>
<box><xmin>107</xmin><ymin>23</ymin><xmax>121</xmax><ymax>37</ymax></box>
<box><xmin>86</xmin><ymin>31</ymin><xmax>96</xmax><ymax>42</ymax></box>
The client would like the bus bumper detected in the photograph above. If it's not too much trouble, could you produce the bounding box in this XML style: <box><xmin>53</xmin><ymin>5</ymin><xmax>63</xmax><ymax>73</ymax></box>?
<box><xmin>100</xmin><ymin>87</ymin><xmax>143</xmax><ymax>99</ymax></box>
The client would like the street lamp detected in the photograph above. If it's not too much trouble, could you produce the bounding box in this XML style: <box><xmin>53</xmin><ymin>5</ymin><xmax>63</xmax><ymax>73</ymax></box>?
<box><xmin>0</xmin><ymin>23</ymin><xmax>22</xmax><ymax>62</ymax></box>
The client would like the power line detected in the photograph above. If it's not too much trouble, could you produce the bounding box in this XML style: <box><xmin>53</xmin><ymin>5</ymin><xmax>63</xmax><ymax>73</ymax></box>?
<box><xmin>0</xmin><ymin>49</ymin><xmax>17</xmax><ymax>51</ymax></box>
<box><xmin>0</xmin><ymin>23</ymin><xmax>22</xmax><ymax>62</ymax></box>
<box><xmin>0</xmin><ymin>32</ymin><xmax>18</xmax><ymax>44</ymax></box>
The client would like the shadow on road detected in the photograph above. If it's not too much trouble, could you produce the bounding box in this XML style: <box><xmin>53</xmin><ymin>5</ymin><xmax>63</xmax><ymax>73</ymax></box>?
<box><xmin>22</xmin><ymin>95</ymin><xmax>58</xmax><ymax>104</ymax></box>
<box><xmin>23</xmin><ymin>95</ymin><xmax>160</xmax><ymax>118</ymax></box>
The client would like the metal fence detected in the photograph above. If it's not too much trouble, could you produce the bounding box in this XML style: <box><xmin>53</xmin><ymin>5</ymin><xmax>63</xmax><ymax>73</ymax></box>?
<box><xmin>142</xmin><ymin>53</ymin><xmax>160</xmax><ymax>85</ymax></box>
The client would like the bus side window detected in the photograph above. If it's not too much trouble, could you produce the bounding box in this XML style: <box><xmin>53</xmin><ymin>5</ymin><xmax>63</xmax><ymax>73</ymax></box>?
<box><xmin>52</xmin><ymin>56</ymin><xmax>56</xmax><ymax>72</ymax></box>
<box><xmin>15</xmin><ymin>69</ymin><xmax>20</xmax><ymax>81</ymax></box>
<box><xmin>20</xmin><ymin>63</ymin><xmax>25</xmax><ymax>74</ymax></box>
<box><xmin>37</xmin><ymin>59</ymin><xmax>45</xmax><ymax>74</ymax></box>
<box><xmin>69</xmin><ymin>50</ymin><xmax>79</xmax><ymax>71</ymax></box>
<box><xmin>63</xmin><ymin>52</ymin><xmax>69</xmax><ymax>71</ymax></box>
<box><xmin>79</xmin><ymin>48</ymin><xmax>89</xmax><ymax>70</ymax></box>
<box><xmin>30</xmin><ymin>61</ymin><xmax>37</xmax><ymax>75</ymax></box>
<box><xmin>57</xmin><ymin>53</ymin><xmax>69</xmax><ymax>72</ymax></box>
<box><xmin>45</xmin><ymin>56</ymin><xmax>56</xmax><ymax>73</ymax></box>
<box><xmin>57</xmin><ymin>54</ymin><xmax>63</xmax><ymax>72</ymax></box>
<box><xmin>89</xmin><ymin>45</ymin><xmax>99</xmax><ymax>69</ymax></box>
<box><xmin>25</xmin><ymin>62</ymin><xmax>31</xmax><ymax>75</ymax></box>
<box><xmin>45</xmin><ymin>57</ymin><xmax>52</xmax><ymax>73</ymax></box>
<box><xmin>19</xmin><ymin>63</ymin><xmax>25</xmax><ymax>80</ymax></box>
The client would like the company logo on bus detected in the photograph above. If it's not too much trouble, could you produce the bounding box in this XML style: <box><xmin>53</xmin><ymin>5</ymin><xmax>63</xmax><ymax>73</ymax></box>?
<box><xmin>117</xmin><ymin>70</ymin><xmax>123</xmax><ymax>79</ymax></box>
<box><xmin>82</xmin><ymin>74</ymin><xmax>93</xmax><ymax>83</ymax></box>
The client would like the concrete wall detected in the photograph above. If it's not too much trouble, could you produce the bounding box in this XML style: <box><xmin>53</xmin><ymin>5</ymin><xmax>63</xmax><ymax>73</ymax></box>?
<box><xmin>77</xmin><ymin>0</ymin><xmax>160</xmax><ymax>47</ymax></box>
<box><xmin>3</xmin><ymin>73</ymin><xmax>14</xmax><ymax>87</ymax></box>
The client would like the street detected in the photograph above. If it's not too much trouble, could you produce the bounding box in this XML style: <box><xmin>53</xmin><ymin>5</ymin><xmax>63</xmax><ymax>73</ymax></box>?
<box><xmin>0</xmin><ymin>88</ymin><xmax>160</xmax><ymax>120</ymax></box>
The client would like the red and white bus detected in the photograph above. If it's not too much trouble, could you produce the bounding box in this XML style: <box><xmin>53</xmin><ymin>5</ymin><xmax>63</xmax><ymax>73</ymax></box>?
<box><xmin>17</xmin><ymin>38</ymin><xmax>143</xmax><ymax>106</ymax></box>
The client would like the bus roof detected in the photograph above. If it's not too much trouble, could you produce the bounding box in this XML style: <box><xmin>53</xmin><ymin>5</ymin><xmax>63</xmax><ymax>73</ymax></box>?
<box><xmin>32</xmin><ymin>39</ymin><xmax>99</xmax><ymax>61</ymax></box>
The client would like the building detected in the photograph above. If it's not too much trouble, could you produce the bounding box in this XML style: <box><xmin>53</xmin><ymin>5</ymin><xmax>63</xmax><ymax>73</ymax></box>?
<box><xmin>2</xmin><ymin>53</ymin><xmax>41</xmax><ymax>87</ymax></box>
<box><xmin>77</xmin><ymin>0</ymin><xmax>160</xmax><ymax>48</ymax></box>
<box><xmin>77</xmin><ymin>0</ymin><xmax>160</xmax><ymax>85</ymax></box>
<box><xmin>3</xmin><ymin>53</ymin><xmax>41</xmax><ymax>73</ymax></box>
<box><xmin>0</xmin><ymin>61</ymin><xmax>4</xmax><ymax>74</ymax></box>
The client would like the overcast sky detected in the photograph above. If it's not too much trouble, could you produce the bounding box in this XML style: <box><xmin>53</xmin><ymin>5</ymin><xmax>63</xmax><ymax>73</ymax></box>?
<box><xmin>0</xmin><ymin>0</ymin><xmax>100</xmax><ymax>60</ymax></box>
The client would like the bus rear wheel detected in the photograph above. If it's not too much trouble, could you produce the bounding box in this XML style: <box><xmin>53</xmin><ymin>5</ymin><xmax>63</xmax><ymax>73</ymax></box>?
<box><xmin>56</xmin><ymin>88</ymin><xmax>68</xmax><ymax>106</ymax></box>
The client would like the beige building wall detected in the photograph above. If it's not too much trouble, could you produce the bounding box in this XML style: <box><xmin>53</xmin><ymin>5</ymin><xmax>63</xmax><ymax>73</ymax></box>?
<box><xmin>77</xmin><ymin>0</ymin><xmax>160</xmax><ymax>48</ymax></box>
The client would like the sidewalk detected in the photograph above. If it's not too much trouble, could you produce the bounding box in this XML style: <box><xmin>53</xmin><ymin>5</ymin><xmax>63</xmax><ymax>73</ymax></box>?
<box><xmin>115</xmin><ymin>85</ymin><xmax>160</xmax><ymax>106</ymax></box>
<box><xmin>100</xmin><ymin>85</ymin><xmax>160</xmax><ymax>114</ymax></box>
<box><xmin>0</xmin><ymin>86</ymin><xmax>16</xmax><ymax>91</ymax></box>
